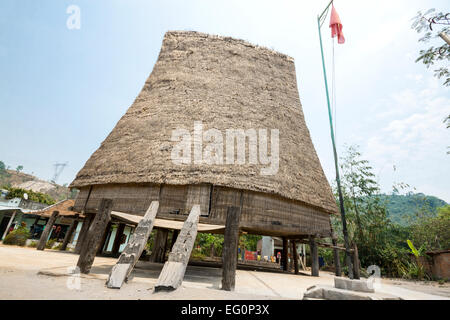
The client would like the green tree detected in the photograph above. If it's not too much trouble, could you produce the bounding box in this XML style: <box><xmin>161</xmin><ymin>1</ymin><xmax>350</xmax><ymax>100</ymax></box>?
<box><xmin>332</xmin><ymin>145</ymin><xmax>411</xmax><ymax>277</ymax></box>
<box><xmin>240</xmin><ymin>234</ymin><xmax>262</xmax><ymax>252</ymax></box>
<box><xmin>410</xmin><ymin>205</ymin><xmax>450</xmax><ymax>251</ymax></box>
<box><xmin>0</xmin><ymin>161</ymin><xmax>5</xmax><ymax>172</ymax></box>
<box><xmin>445</xmin><ymin>115</ymin><xmax>450</xmax><ymax>154</ymax></box>
<box><xmin>196</xmin><ymin>233</ymin><xmax>224</xmax><ymax>257</ymax></box>
<box><xmin>340</xmin><ymin>145</ymin><xmax>380</xmax><ymax>243</ymax></box>
<box><xmin>411</xmin><ymin>9</ymin><xmax>450</xmax><ymax>87</ymax></box>
<box><xmin>3</xmin><ymin>187</ymin><xmax>55</xmax><ymax>205</ymax></box>
<box><xmin>16</xmin><ymin>165</ymin><xmax>23</xmax><ymax>173</ymax></box>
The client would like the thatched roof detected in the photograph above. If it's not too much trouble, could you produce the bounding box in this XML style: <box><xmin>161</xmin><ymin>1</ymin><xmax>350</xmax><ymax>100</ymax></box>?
<box><xmin>28</xmin><ymin>199</ymin><xmax>81</xmax><ymax>218</ymax></box>
<box><xmin>70</xmin><ymin>31</ymin><xmax>338</xmax><ymax>215</ymax></box>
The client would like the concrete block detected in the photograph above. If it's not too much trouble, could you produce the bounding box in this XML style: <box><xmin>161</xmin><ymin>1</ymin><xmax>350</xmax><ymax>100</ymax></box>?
<box><xmin>303</xmin><ymin>285</ymin><xmax>401</xmax><ymax>300</ymax></box>
<box><xmin>334</xmin><ymin>277</ymin><xmax>375</xmax><ymax>293</ymax></box>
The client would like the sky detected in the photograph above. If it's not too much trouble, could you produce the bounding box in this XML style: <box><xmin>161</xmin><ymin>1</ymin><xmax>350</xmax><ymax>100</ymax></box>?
<box><xmin>0</xmin><ymin>0</ymin><xmax>449</xmax><ymax>202</ymax></box>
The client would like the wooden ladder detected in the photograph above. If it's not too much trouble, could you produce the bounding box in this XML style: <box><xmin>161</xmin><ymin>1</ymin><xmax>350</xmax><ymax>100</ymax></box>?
<box><xmin>154</xmin><ymin>205</ymin><xmax>201</xmax><ymax>292</ymax></box>
<box><xmin>106</xmin><ymin>201</ymin><xmax>159</xmax><ymax>289</ymax></box>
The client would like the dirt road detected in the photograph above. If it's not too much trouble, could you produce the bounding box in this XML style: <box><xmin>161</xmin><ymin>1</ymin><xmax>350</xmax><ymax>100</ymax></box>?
<box><xmin>0</xmin><ymin>245</ymin><xmax>448</xmax><ymax>300</ymax></box>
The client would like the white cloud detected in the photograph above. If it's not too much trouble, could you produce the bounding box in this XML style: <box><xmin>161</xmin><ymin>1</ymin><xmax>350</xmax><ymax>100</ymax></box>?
<box><xmin>363</xmin><ymin>75</ymin><xmax>450</xmax><ymax>201</ymax></box>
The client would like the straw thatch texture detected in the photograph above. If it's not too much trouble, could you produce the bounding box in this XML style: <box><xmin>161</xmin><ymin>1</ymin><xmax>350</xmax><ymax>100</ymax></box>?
<box><xmin>70</xmin><ymin>30</ymin><xmax>337</xmax><ymax>216</ymax></box>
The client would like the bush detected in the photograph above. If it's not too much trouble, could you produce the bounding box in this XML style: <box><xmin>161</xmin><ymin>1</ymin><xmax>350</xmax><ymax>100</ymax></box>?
<box><xmin>190</xmin><ymin>249</ymin><xmax>207</xmax><ymax>261</ymax></box>
<box><xmin>3</xmin><ymin>224</ymin><xmax>30</xmax><ymax>246</ymax></box>
<box><xmin>27</xmin><ymin>240</ymin><xmax>37</xmax><ymax>248</ymax></box>
<box><xmin>45</xmin><ymin>239</ymin><xmax>56</xmax><ymax>249</ymax></box>
<box><xmin>401</xmin><ymin>261</ymin><xmax>430</xmax><ymax>281</ymax></box>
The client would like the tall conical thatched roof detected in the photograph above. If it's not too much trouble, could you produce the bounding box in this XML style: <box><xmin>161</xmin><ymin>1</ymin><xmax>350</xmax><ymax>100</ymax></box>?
<box><xmin>70</xmin><ymin>31</ymin><xmax>338</xmax><ymax>215</ymax></box>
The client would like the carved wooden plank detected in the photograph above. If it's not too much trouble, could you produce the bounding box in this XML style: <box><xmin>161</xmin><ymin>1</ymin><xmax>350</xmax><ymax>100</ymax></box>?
<box><xmin>60</xmin><ymin>215</ymin><xmax>79</xmax><ymax>251</ymax></box>
<box><xmin>77</xmin><ymin>199</ymin><xmax>113</xmax><ymax>274</ymax></box>
<box><xmin>37</xmin><ymin>211</ymin><xmax>59</xmax><ymax>251</ymax></box>
<box><xmin>221</xmin><ymin>206</ymin><xmax>241</xmax><ymax>291</ymax></box>
<box><xmin>106</xmin><ymin>201</ymin><xmax>159</xmax><ymax>289</ymax></box>
<box><xmin>154</xmin><ymin>205</ymin><xmax>201</xmax><ymax>292</ymax></box>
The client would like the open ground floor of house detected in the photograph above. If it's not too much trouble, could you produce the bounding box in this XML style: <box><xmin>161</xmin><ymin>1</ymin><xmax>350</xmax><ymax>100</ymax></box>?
<box><xmin>0</xmin><ymin>244</ymin><xmax>449</xmax><ymax>300</ymax></box>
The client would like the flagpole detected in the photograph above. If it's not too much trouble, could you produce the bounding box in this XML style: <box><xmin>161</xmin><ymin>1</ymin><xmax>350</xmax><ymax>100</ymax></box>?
<box><xmin>317</xmin><ymin>1</ymin><xmax>354</xmax><ymax>279</ymax></box>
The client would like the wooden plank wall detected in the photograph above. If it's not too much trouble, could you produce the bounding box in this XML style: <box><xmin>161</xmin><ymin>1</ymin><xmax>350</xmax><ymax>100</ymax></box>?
<box><xmin>73</xmin><ymin>183</ymin><xmax>331</xmax><ymax>237</ymax></box>
<box><xmin>74</xmin><ymin>184</ymin><xmax>159</xmax><ymax>215</ymax></box>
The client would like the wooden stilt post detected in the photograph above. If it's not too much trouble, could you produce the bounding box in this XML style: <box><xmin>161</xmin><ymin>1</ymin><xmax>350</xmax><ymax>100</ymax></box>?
<box><xmin>282</xmin><ymin>237</ymin><xmax>288</xmax><ymax>271</ymax></box>
<box><xmin>221</xmin><ymin>206</ymin><xmax>241</xmax><ymax>291</ymax></box>
<box><xmin>97</xmin><ymin>222</ymin><xmax>111</xmax><ymax>255</ymax></box>
<box><xmin>32</xmin><ymin>215</ymin><xmax>40</xmax><ymax>225</ymax></box>
<box><xmin>36</xmin><ymin>211</ymin><xmax>59</xmax><ymax>251</ymax></box>
<box><xmin>76</xmin><ymin>199</ymin><xmax>113</xmax><ymax>274</ymax></box>
<box><xmin>290</xmin><ymin>240</ymin><xmax>295</xmax><ymax>271</ymax></box>
<box><xmin>170</xmin><ymin>229</ymin><xmax>179</xmax><ymax>251</ymax></box>
<box><xmin>150</xmin><ymin>229</ymin><xmax>169</xmax><ymax>263</ymax></box>
<box><xmin>310</xmin><ymin>237</ymin><xmax>319</xmax><ymax>277</ymax></box>
<box><xmin>30</xmin><ymin>216</ymin><xmax>40</xmax><ymax>238</ymax></box>
<box><xmin>292</xmin><ymin>241</ymin><xmax>299</xmax><ymax>275</ymax></box>
<box><xmin>303</xmin><ymin>244</ymin><xmax>307</xmax><ymax>269</ymax></box>
<box><xmin>155</xmin><ymin>205</ymin><xmax>201</xmax><ymax>292</ymax></box>
<box><xmin>297</xmin><ymin>243</ymin><xmax>306</xmax><ymax>271</ymax></box>
<box><xmin>75</xmin><ymin>214</ymin><xmax>93</xmax><ymax>254</ymax></box>
<box><xmin>60</xmin><ymin>215</ymin><xmax>79</xmax><ymax>251</ymax></box>
<box><xmin>107</xmin><ymin>201</ymin><xmax>159</xmax><ymax>289</ymax></box>
<box><xmin>1</xmin><ymin>211</ymin><xmax>17</xmax><ymax>241</ymax></box>
<box><xmin>111</xmin><ymin>223</ymin><xmax>126</xmax><ymax>256</ymax></box>
<box><xmin>353</xmin><ymin>242</ymin><xmax>360</xmax><ymax>280</ymax></box>
<box><xmin>332</xmin><ymin>237</ymin><xmax>342</xmax><ymax>277</ymax></box>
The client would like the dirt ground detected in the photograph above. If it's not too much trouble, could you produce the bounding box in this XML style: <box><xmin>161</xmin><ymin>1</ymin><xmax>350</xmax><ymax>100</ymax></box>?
<box><xmin>0</xmin><ymin>244</ymin><xmax>448</xmax><ymax>300</ymax></box>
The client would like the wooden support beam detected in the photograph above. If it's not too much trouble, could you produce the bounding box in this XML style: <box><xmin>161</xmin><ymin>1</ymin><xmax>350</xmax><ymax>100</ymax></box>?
<box><xmin>60</xmin><ymin>215</ymin><xmax>79</xmax><ymax>251</ymax></box>
<box><xmin>36</xmin><ymin>211</ymin><xmax>59</xmax><ymax>251</ymax></box>
<box><xmin>282</xmin><ymin>237</ymin><xmax>288</xmax><ymax>271</ymax></box>
<box><xmin>155</xmin><ymin>205</ymin><xmax>201</xmax><ymax>292</ymax></box>
<box><xmin>150</xmin><ymin>228</ymin><xmax>169</xmax><ymax>263</ymax></box>
<box><xmin>107</xmin><ymin>201</ymin><xmax>159</xmax><ymax>289</ymax></box>
<box><xmin>97</xmin><ymin>222</ymin><xmax>112</xmax><ymax>255</ymax></box>
<box><xmin>111</xmin><ymin>223</ymin><xmax>126</xmax><ymax>256</ymax></box>
<box><xmin>288</xmin><ymin>240</ymin><xmax>294</xmax><ymax>272</ymax></box>
<box><xmin>292</xmin><ymin>241</ymin><xmax>299</xmax><ymax>275</ymax></box>
<box><xmin>76</xmin><ymin>199</ymin><xmax>113</xmax><ymax>274</ymax></box>
<box><xmin>332</xmin><ymin>237</ymin><xmax>342</xmax><ymax>277</ymax></box>
<box><xmin>221</xmin><ymin>206</ymin><xmax>241</xmax><ymax>291</ymax></box>
<box><xmin>296</xmin><ymin>239</ymin><xmax>353</xmax><ymax>252</ymax></box>
<box><xmin>310</xmin><ymin>237</ymin><xmax>319</xmax><ymax>277</ymax></box>
<box><xmin>75</xmin><ymin>214</ymin><xmax>93</xmax><ymax>254</ymax></box>
<box><xmin>353</xmin><ymin>242</ymin><xmax>360</xmax><ymax>280</ymax></box>
<box><xmin>170</xmin><ymin>229</ymin><xmax>179</xmax><ymax>251</ymax></box>
<box><xmin>1</xmin><ymin>211</ymin><xmax>17</xmax><ymax>240</ymax></box>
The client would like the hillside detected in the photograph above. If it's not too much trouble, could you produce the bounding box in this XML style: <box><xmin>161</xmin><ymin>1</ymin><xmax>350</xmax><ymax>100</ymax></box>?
<box><xmin>0</xmin><ymin>169</ymin><xmax>76</xmax><ymax>201</ymax></box>
<box><xmin>382</xmin><ymin>193</ymin><xmax>448</xmax><ymax>225</ymax></box>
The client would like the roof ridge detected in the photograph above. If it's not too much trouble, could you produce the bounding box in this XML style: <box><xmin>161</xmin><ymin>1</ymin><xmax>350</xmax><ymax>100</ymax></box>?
<box><xmin>165</xmin><ymin>30</ymin><xmax>294</xmax><ymax>62</ymax></box>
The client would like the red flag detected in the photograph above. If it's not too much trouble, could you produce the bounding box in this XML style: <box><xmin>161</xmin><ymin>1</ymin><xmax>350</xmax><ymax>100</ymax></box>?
<box><xmin>329</xmin><ymin>5</ymin><xmax>345</xmax><ymax>44</ymax></box>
